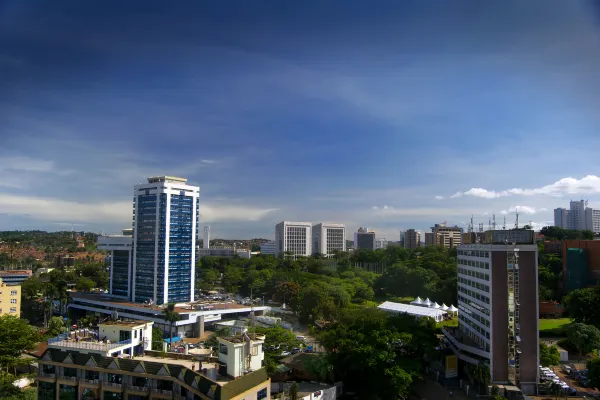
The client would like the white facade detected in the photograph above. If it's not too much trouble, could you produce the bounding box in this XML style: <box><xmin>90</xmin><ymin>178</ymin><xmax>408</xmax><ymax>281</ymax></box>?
<box><xmin>98</xmin><ymin>320</ymin><xmax>154</xmax><ymax>352</ymax></box>
<box><xmin>203</xmin><ymin>225</ymin><xmax>210</xmax><ymax>249</ymax></box>
<box><xmin>275</xmin><ymin>221</ymin><xmax>312</xmax><ymax>256</ymax></box>
<box><xmin>375</xmin><ymin>238</ymin><xmax>389</xmax><ymax>249</ymax></box>
<box><xmin>132</xmin><ymin>176</ymin><xmax>200</xmax><ymax>304</ymax></box>
<box><xmin>312</xmin><ymin>223</ymin><xmax>346</xmax><ymax>255</ymax></box>
<box><xmin>218</xmin><ymin>334</ymin><xmax>265</xmax><ymax>378</ymax></box>
<box><xmin>586</xmin><ymin>208</ymin><xmax>600</xmax><ymax>234</ymax></box>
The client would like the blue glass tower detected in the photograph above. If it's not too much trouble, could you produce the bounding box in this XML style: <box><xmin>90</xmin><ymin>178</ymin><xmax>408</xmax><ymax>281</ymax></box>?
<box><xmin>132</xmin><ymin>176</ymin><xmax>199</xmax><ymax>304</ymax></box>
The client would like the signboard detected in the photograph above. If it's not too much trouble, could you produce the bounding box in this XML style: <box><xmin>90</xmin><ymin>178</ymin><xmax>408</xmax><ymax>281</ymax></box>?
<box><xmin>485</xmin><ymin>230</ymin><xmax>534</xmax><ymax>245</ymax></box>
<box><xmin>445</xmin><ymin>355</ymin><xmax>458</xmax><ymax>378</ymax></box>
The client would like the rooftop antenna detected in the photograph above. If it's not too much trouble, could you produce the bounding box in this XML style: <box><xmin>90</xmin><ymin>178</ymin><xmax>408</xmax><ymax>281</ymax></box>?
<box><xmin>469</xmin><ymin>215</ymin><xmax>474</xmax><ymax>233</ymax></box>
<box><xmin>503</xmin><ymin>216</ymin><xmax>506</xmax><ymax>230</ymax></box>
<box><xmin>514</xmin><ymin>208</ymin><xmax>519</xmax><ymax>230</ymax></box>
<box><xmin>488</xmin><ymin>218</ymin><xmax>491</xmax><ymax>232</ymax></box>
<box><xmin>492</xmin><ymin>214</ymin><xmax>497</xmax><ymax>231</ymax></box>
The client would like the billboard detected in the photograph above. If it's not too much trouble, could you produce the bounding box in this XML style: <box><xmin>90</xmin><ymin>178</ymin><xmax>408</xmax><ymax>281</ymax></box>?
<box><xmin>445</xmin><ymin>355</ymin><xmax>458</xmax><ymax>378</ymax></box>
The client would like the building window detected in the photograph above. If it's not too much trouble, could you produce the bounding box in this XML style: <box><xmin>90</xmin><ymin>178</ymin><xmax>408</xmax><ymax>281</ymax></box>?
<box><xmin>219</xmin><ymin>344</ymin><xmax>228</xmax><ymax>355</ymax></box>
<box><xmin>257</xmin><ymin>387</ymin><xmax>268</xmax><ymax>400</ymax></box>
<box><xmin>10</xmin><ymin>290</ymin><xmax>17</xmax><ymax>296</ymax></box>
<box><xmin>10</xmin><ymin>299</ymin><xmax>16</xmax><ymax>304</ymax></box>
<box><xmin>9</xmin><ymin>307</ymin><xmax>16</xmax><ymax>313</ymax></box>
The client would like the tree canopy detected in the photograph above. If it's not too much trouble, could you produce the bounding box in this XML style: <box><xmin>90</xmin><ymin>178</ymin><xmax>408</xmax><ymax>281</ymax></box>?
<box><xmin>318</xmin><ymin>308</ymin><xmax>437</xmax><ymax>399</ymax></box>
<box><xmin>563</xmin><ymin>286</ymin><xmax>600</xmax><ymax>328</ymax></box>
<box><xmin>0</xmin><ymin>315</ymin><xmax>41</xmax><ymax>371</ymax></box>
<box><xmin>566</xmin><ymin>323</ymin><xmax>600</xmax><ymax>355</ymax></box>
<box><xmin>539</xmin><ymin>343</ymin><xmax>560</xmax><ymax>367</ymax></box>
<box><xmin>540</xmin><ymin>226</ymin><xmax>595</xmax><ymax>241</ymax></box>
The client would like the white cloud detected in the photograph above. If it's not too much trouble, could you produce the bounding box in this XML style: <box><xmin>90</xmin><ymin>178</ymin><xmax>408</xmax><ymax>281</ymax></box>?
<box><xmin>499</xmin><ymin>206</ymin><xmax>547</xmax><ymax>215</ymax></box>
<box><xmin>371</xmin><ymin>205</ymin><xmax>480</xmax><ymax>217</ymax></box>
<box><xmin>443</xmin><ymin>175</ymin><xmax>600</xmax><ymax>199</ymax></box>
<box><xmin>435</xmin><ymin>195</ymin><xmax>445</xmax><ymax>200</ymax></box>
<box><xmin>201</xmin><ymin>159</ymin><xmax>218</xmax><ymax>164</ymax></box>
<box><xmin>200</xmin><ymin>204</ymin><xmax>279</xmax><ymax>222</ymax></box>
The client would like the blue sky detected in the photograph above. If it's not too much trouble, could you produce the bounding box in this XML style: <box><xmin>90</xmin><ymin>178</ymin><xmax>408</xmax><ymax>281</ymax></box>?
<box><xmin>2</xmin><ymin>1</ymin><xmax>600</xmax><ymax>239</ymax></box>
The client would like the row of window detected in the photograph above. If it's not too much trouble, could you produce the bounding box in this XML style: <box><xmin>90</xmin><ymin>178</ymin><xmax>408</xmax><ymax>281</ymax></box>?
<box><xmin>458</xmin><ymin>267</ymin><xmax>489</xmax><ymax>281</ymax></box>
<box><xmin>458</xmin><ymin>285</ymin><xmax>490</xmax><ymax>304</ymax></box>
<box><xmin>458</xmin><ymin>249</ymin><xmax>490</xmax><ymax>258</ymax></box>
<box><xmin>458</xmin><ymin>258</ymin><xmax>490</xmax><ymax>270</ymax></box>
<box><xmin>458</xmin><ymin>294</ymin><xmax>490</xmax><ymax>316</ymax></box>
<box><xmin>459</xmin><ymin>277</ymin><xmax>490</xmax><ymax>293</ymax></box>
<box><xmin>459</xmin><ymin>313</ymin><xmax>491</xmax><ymax>341</ymax></box>
<box><xmin>0</xmin><ymin>307</ymin><xmax>17</xmax><ymax>313</ymax></box>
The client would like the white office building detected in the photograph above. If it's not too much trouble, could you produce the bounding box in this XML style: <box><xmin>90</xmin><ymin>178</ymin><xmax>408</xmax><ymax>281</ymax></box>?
<box><xmin>260</xmin><ymin>241</ymin><xmax>276</xmax><ymax>255</ymax></box>
<box><xmin>132</xmin><ymin>176</ymin><xmax>200</xmax><ymax>305</ymax></box>
<box><xmin>275</xmin><ymin>221</ymin><xmax>312</xmax><ymax>257</ymax></box>
<box><xmin>586</xmin><ymin>208</ymin><xmax>600</xmax><ymax>235</ymax></box>
<box><xmin>312</xmin><ymin>223</ymin><xmax>346</xmax><ymax>255</ymax></box>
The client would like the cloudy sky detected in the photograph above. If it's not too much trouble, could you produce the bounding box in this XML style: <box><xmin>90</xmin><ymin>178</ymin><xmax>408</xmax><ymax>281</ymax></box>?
<box><xmin>2</xmin><ymin>1</ymin><xmax>600</xmax><ymax>239</ymax></box>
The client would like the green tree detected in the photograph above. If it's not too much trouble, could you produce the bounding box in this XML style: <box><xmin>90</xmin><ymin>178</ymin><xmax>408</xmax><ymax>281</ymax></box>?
<box><xmin>319</xmin><ymin>308</ymin><xmax>437</xmax><ymax>399</ymax></box>
<box><xmin>564</xmin><ymin>286</ymin><xmax>600</xmax><ymax>327</ymax></box>
<box><xmin>47</xmin><ymin>316</ymin><xmax>65</xmax><ymax>337</ymax></box>
<box><xmin>162</xmin><ymin>303</ymin><xmax>180</xmax><ymax>351</ymax></box>
<box><xmin>205</xmin><ymin>327</ymin><xmax>231</xmax><ymax>350</ymax></box>
<box><xmin>0</xmin><ymin>316</ymin><xmax>41</xmax><ymax>373</ymax></box>
<box><xmin>151</xmin><ymin>327</ymin><xmax>164</xmax><ymax>351</ymax></box>
<box><xmin>566</xmin><ymin>323</ymin><xmax>600</xmax><ymax>355</ymax></box>
<box><xmin>587</xmin><ymin>358</ymin><xmax>600</xmax><ymax>390</ymax></box>
<box><xmin>289</xmin><ymin>382</ymin><xmax>299</xmax><ymax>400</ymax></box>
<box><xmin>539</xmin><ymin>343</ymin><xmax>560</xmax><ymax>367</ymax></box>
<box><xmin>75</xmin><ymin>276</ymin><xmax>95</xmax><ymax>292</ymax></box>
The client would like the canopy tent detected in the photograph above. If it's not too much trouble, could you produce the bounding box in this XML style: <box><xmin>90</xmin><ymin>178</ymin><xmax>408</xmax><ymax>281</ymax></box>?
<box><xmin>447</xmin><ymin>305</ymin><xmax>458</xmax><ymax>315</ymax></box>
<box><xmin>432</xmin><ymin>302</ymin><xmax>441</xmax><ymax>309</ymax></box>
<box><xmin>441</xmin><ymin>304</ymin><xmax>449</xmax><ymax>311</ymax></box>
<box><xmin>410</xmin><ymin>297</ymin><xmax>423</xmax><ymax>305</ymax></box>
<box><xmin>423</xmin><ymin>298</ymin><xmax>432</xmax><ymax>307</ymax></box>
<box><xmin>378</xmin><ymin>301</ymin><xmax>447</xmax><ymax>322</ymax></box>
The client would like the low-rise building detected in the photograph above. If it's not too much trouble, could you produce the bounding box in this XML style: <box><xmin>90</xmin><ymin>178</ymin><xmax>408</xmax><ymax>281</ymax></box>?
<box><xmin>38</xmin><ymin>327</ymin><xmax>271</xmax><ymax>400</ymax></box>
<box><xmin>259</xmin><ymin>241</ymin><xmax>276</xmax><ymax>256</ymax></box>
<box><xmin>0</xmin><ymin>278</ymin><xmax>21</xmax><ymax>317</ymax></box>
<box><xmin>0</xmin><ymin>269</ymin><xmax>32</xmax><ymax>286</ymax></box>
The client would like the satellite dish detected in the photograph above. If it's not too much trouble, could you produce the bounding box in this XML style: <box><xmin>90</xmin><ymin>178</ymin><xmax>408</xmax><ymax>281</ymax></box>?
<box><xmin>111</xmin><ymin>310</ymin><xmax>119</xmax><ymax>321</ymax></box>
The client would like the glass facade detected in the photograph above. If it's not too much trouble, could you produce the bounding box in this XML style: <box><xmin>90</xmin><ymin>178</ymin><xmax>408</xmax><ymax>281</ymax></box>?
<box><xmin>135</xmin><ymin>194</ymin><xmax>158</xmax><ymax>302</ymax></box>
<box><xmin>167</xmin><ymin>193</ymin><xmax>194</xmax><ymax>303</ymax></box>
<box><xmin>112</xmin><ymin>250</ymin><xmax>130</xmax><ymax>297</ymax></box>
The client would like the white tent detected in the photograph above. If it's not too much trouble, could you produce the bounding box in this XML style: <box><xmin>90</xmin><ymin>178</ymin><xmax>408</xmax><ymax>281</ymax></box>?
<box><xmin>424</xmin><ymin>298</ymin><xmax>432</xmax><ymax>307</ymax></box>
<box><xmin>432</xmin><ymin>302</ymin><xmax>441</xmax><ymax>309</ymax></box>
<box><xmin>448</xmin><ymin>305</ymin><xmax>458</xmax><ymax>315</ymax></box>
<box><xmin>411</xmin><ymin>297</ymin><xmax>423</xmax><ymax>305</ymax></box>
<box><xmin>441</xmin><ymin>303</ymin><xmax>449</xmax><ymax>311</ymax></box>
<box><xmin>378</xmin><ymin>301</ymin><xmax>448</xmax><ymax>322</ymax></box>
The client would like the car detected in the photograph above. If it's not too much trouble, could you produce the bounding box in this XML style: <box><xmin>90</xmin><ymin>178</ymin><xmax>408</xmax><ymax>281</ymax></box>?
<box><xmin>295</xmin><ymin>335</ymin><xmax>306</xmax><ymax>341</ymax></box>
<box><xmin>291</xmin><ymin>348</ymin><xmax>301</xmax><ymax>354</ymax></box>
<box><xmin>280</xmin><ymin>351</ymin><xmax>291</xmax><ymax>356</ymax></box>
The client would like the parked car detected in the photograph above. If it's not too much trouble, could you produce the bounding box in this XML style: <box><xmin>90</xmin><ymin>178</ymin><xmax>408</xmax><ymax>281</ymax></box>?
<box><xmin>280</xmin><ymin>351</ymin><xmax>291</xmax><ymax>357</ymax></box>
<box><xmin>295</xmin><ymin>335</ymin><xmax>306</xmax><ymax>342</ymax></box>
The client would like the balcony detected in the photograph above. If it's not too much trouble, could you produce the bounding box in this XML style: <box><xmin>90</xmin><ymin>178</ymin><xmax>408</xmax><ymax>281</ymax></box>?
<box><xmin>48</xmin><ymin>333</ymin><xmax>132</xmax><ymax>353</ymax></box>
<box><xmin>59</xmin><ymin>376</ymin><xmax>78</xmax><ymax>382</ymax></box>
<box><xmin>128</xmin><ymin>385</ymin><xmax>149</xmax><ymax>394</ymax></box>
<box><xmin>39</xmin><ymin>372</ymin><xmax>56</xmax><ymax>378</ymax></box>
<box><xmin>151</xmin><ymin>389</ymin><xmax>173</xmax><ymax>396</ymax></box>
<box><xmin>80</xmin><ymin>378</ymin><xmax>100</xmax><ymax>385</ymax></box>
<box><xmin>103</xmin><ymin>382</ymin><xmax>122</xmax><ymax>389</ymax></box>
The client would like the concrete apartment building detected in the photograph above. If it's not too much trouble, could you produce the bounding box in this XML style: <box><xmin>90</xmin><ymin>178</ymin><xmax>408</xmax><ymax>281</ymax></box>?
<box><xmin>0</xmin><ymin>278</ymin><xmax>20</xmax><ymax>317</ymax></box>
<box><xmin>442</xmin><ymin>230</ymin><xmax>539</xmax><ymax>395</ymax></box>
<box><xmin>38</xmin><ymin>323</ymin><xmax>270</xmax><ymax>400</ymax></box>
<box><xmin>554</xmin><ymin>200</ymin><xmax>600</xmax><ymax>234</ymax></box>
<box><xmin>275</xmin><ymin>221</ymin><xmax>312</xmax><ymax>257</ymax></box>
<box><xmin>426</xmin><ymin>223</ymin><xmax>463</xmax><ymax>248</ymax></box>
<box><xmin>404</xmin><ymin>229</ymin><xmax>420</xmax><ymax>249</ymax></box>
<box><xmin>132</xmin><ymin>176</ymin><xmax>200</xmax><ymax>304</ymax></box>
<box><xmin>354</xmin><ymin>227</ymin><xmax>375</xmax><ymax>250</ymax></box>
<box><xmin>312</xmin><ymin>223</ymin><xmax>346</xmax><ymax>256</ymax></box>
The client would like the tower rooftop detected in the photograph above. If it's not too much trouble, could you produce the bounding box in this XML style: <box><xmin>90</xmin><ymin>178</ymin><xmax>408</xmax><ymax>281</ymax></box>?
<box><xmin>146</xmin><ymin>176</ymin><xmax>188</xmax><ymax>184</ymax></box>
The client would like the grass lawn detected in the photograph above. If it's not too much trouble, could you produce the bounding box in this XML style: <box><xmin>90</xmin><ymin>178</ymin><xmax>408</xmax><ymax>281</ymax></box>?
<box><xmin>437</xmin><ymin>317</ymin><xmax>458</xmax><ymax>329</ymax></box>
<box><xmin>539</xmin><ymin>318</ymin><xmax>572</xmax><ymax>337</ymax></box>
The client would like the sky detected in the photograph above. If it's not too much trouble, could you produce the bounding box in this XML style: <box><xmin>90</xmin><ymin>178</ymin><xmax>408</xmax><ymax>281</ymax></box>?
<box><xmin>2</xmin><ymin>1</ymin><xmax>600</xmax><ymax>240</ymax></box>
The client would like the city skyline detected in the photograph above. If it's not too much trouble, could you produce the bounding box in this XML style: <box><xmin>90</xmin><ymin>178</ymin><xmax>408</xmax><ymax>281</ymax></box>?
<box><xmin>3</xmin><ymin>1</ymin><xmax>600</xmax><ymax>239</ymax></box>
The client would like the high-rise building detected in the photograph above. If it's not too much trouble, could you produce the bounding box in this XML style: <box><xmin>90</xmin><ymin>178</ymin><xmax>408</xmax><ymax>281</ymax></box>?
<box><xmin>404</xmin><ymin>229</ymin><xmax>420</xmax><ymax>249</ymax></box>
<box><xmin>429</xmin><ymin>223</ymin><xmax>463</xmax><ymax>248</ymax></box>
<box><xmin>354</xmin><ymin>227</ymin><xmax>375</xmax><ymax>250</ymax></box>
<box><xmin>97</xmin><ymin>230</ymin><xmax>134</xmax><ymax>299</ymax></box>
<box><xmin>375</xmin><ymin>238</ymin><xmax>389</xmax><ymax>249</ymax></box>
<box><xmin>554</xmin><ymin>200</ymin><xmax>600</xmax><ymax>234</ymax></box>
<box><xmin>203</xmin><ymin>225</ymin><xmax>210</xmax><ymax>249</ymax></box>
<box><xmin>312</xmin><ymin>223</ymin><xmax>346</xmax><ymax>255</ymax></box>
<box><xmin>132</xmin><ymin>176</ymin><xmax>200</xmax><ymax>304</ymax></box>
<box><xmin>553</xmin><ymin>208</ymin><xmax>569</xmax><ymax>229</ymax></box>
<box><xmin>275</xmin><ymin>221</ymin><xmax>312</xmax><ymax>256</ymax></box>
<box><xmin>442</xmin><ymin>230</ymin><xmax>539</xmax><ymax>395</ymax></box>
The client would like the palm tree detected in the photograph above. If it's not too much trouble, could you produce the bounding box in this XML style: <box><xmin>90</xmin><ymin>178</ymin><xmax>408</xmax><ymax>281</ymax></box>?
<box><xmin>162</xmin><ymin>303</ymin><xmax>180</xmax><ymax>350</ymax></box>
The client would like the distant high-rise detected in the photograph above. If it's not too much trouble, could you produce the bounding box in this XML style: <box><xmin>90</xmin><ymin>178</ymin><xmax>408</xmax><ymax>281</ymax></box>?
<box><xmin>554</xmin><ymin>200</ymin><xmax>600</xmax><ymax>234</ymax></box>
<box><xmin>97</xmin><ymin>232</ymin><xmax>133</xmax><ymax>299</ymax></box>
<box><xmin>275</xmin><ymin>221</ymin><xmax>312</xmax><ymax>257</ymax></box>
<box><xmin>404</xmin><ymin>229</ymin><xmax>420</xmax><ymax>249</ymax></box>
<box><xmin>203</xmin><ymin>226</ymin><xmax>211</xmax><ymax>249</ymax></box>
<box><xmin>429</xmin><ymin>223</ymin><xmax>463</xmax><ymax>248</ymax></box>
<box><xmin>312</xmin><ymin>223</ymin><xmax>346</xmax><ymax>255</ymax></box>
<box><xmin>354</xmin><ymin>227</ymin><xmax>375</xmax><ymax>250</ymax></box>
<box><xmin>132</xmin><ymin>176</ymin><xmax>199</xmax><ymax>304</ymax></box>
